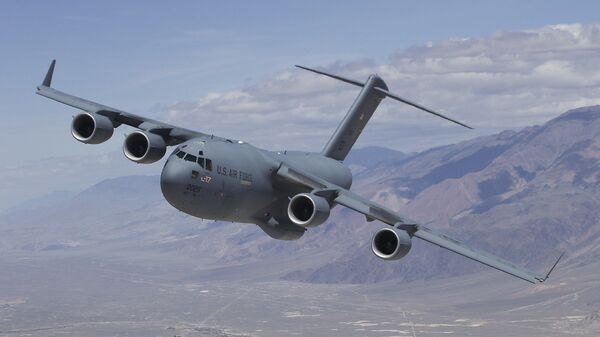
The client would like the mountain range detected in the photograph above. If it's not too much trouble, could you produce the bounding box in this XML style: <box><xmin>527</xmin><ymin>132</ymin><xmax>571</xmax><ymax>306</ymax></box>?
<box><xmin>2</xmin><ymin>106</ymin><xmax>600</xmax><ymax>285</ymax></box>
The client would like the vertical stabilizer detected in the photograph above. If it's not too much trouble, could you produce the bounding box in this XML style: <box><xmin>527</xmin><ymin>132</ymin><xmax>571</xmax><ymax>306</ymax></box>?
<box><xmin>296</xmin><ymin>65</ymin><xmax>471</xmax><ymax>161</ymax></box>
<box><xmin>322</xmin><ymin>74</ymin><xmax>387</xmax><ymax>161</ymax></box>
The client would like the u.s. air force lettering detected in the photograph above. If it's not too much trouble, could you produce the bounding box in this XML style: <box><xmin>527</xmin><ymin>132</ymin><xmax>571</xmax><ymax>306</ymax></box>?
<box><xmin>217</xmin><ymin>165</ymin><xmax>253</xmax><ymax>185</ymax></box>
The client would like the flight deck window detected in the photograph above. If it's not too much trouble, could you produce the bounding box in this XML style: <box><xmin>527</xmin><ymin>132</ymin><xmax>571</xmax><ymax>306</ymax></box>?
<box><xmin>176</xmin><ymin>151</ymin><xmax>185</xmax><ymax>158</ymax></box>
<box><xmin>198</xmin><ymin>151</ymin><xmax>204</xmax><ymax>156</ymax></box>
<box><xmin>184</xmin><ymin>154</ymin><xmax>197</xmax><ymax>162</ymax></box>
<box><xmin>206</xmin><ymin>159</ymin><xmax>213</xmax><ymax>171</ymax></box>
<box><xmin>197</xmin><ymin>157</ymin><xmax>205</xmax><ymax>169</ymax></box>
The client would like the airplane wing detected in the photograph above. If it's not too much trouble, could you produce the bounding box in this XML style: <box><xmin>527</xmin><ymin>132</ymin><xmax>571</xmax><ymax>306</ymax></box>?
<box><xmin>36</xmin><ymin>60</ymin><xmax>210</xmax><ymax>145</ymax></box>
<box><xmin>275</xmin><ymin>163</ymin><xmax>563</xmax><ymax>284</ymax></box>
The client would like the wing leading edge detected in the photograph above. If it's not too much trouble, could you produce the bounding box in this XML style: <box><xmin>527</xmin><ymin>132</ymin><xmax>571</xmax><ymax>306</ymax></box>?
<box><xmin>36</xmin><ymin>60</ymin><xmax>209</xmax><ymax>144</ymax></box>
<box><xmin>275</xmin><ymin>162</ymin><xmax>563</xmax><ymax>284</ymax></box>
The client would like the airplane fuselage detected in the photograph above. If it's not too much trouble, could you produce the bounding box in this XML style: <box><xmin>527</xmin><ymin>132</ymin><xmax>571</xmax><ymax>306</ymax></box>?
<box><xmin>160</xmin><ymin>137</ymin><xmax>352</xmax><ymax>227</ymax></box>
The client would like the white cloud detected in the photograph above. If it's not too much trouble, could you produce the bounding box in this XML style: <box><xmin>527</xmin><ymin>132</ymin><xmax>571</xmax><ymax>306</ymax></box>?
<box><xmin>161</xmin><ymin>23</ymin><xmax>600</xmax><ymax>153</ymax></box>
<box><xmin>5</xmin><ymin>23</ymin><xmax>599</xmax><ymax>211</ymax></box>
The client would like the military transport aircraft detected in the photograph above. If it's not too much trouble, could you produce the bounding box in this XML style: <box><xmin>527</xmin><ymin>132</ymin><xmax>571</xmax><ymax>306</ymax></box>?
<box><xmin>36</xmin><ymin>60</ymin><xmax>563</xmax><ymax>284</ymax></box>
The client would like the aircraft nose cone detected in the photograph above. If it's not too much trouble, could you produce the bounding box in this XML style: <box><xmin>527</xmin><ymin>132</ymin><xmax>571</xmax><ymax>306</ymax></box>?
<box><xmin>160</xmin><ymin>158</ymin><xmax>187</xmax><ymax>208</ymax></box>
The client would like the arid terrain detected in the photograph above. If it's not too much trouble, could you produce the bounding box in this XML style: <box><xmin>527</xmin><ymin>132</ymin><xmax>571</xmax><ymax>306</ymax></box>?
<box><xmin>1</xmin><ymin>252</ymin><xmax>598</xmax><ymax>336</ymax></box>
<box><xmin>2</xmin><ymin>106</ymin><xmax>600</xmax><ymax>336</ymax></box>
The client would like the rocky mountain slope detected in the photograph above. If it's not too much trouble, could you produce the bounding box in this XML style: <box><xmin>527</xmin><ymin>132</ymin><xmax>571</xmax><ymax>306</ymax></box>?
<box><xmin>1</xmin><ymin>106</ymin><xmax>600</xmax><ymax>285</ymax></box>
<box><xmin>289</xmin><ymin>105</ymin><xmax>600</xmax><ymax>283</ymax></box>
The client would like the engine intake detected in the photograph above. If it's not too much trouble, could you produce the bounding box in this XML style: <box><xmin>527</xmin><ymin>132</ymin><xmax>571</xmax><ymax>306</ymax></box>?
<box><xmin>123</xmin><ymin>130</ymin><xmax>166</xmax><ymax>164</ymax></box>
<box><xmin>371</xmin><ymin>227</ymin><xmax>412</xmax><ymax>260</ymax></box>
<box><xmin>71</xmin><ymin>112</ymin><xmax>114</xmax><ymax>144</ymax></box>
<box><xmin>287</xmin><ymin>193</ymin><xmax>330</xmax><ymax>227</ymax></box>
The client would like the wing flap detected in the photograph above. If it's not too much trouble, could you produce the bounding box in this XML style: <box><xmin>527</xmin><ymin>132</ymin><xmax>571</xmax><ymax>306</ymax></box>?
<box><xmin>335</xmin><ymin>191</ymin><xmax>413</xmax><ymax>227</ymax></box>
<box><xmin>413</xmin><ymin>226</ymin><xmax>539</xmax><ymax>283</ymax></box>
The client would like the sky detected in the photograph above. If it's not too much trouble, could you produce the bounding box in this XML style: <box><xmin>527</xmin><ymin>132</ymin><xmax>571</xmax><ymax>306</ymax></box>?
<box><xmin>1</xmin><ymin>0</ymin><xmax>600</xmax><ymax>209</ymax></box>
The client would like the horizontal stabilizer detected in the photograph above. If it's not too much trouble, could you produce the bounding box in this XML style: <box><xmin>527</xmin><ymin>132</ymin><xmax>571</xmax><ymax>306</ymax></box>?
<box><xmin>295</xmin><ymin>65</ymin><xmax>363</xmax><ymax>87</ymax></box>
<box><xmin>295</xmin><ymin>64</ymin><xmax>472</xmax><ymax>130</ymax></box>
<box><xmin>374</xmin><ymin>87</ymin><xmax>473</xmax><ymax>129</ymax></box>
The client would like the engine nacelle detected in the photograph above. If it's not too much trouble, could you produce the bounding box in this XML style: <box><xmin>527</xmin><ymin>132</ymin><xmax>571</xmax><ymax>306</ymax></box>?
<box><xmin>71</xmin><ymin>112</ymin><xmax>114</xmax><ymax>144</ymax></box>
<box><xmin>287</xmin><ymin>193</ymin><xmax>330</xmax><ymax>227</ymax></box>
<box><xmin>371</xmin><ymin>227</ymin><xmax>412</xmax><ymax>260</ymax></box>
<box><xmin>123</xmin><ymin>130</ymin><xmax>166</xmax><ymax>164</ymax></box>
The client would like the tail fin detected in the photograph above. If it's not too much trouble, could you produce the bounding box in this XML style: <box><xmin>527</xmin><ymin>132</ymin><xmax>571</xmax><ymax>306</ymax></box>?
<box><xmin>296</xmin><ymin>65</ymin><xmax>471</xmax><ymax>161</ymax></box>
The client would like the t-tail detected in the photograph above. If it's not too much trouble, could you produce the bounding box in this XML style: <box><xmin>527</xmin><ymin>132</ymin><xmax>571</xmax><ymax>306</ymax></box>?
<box><xmin>296</xmin><ymin>65</ymin><xmax>472</xmax><ymax>161</ymax></box>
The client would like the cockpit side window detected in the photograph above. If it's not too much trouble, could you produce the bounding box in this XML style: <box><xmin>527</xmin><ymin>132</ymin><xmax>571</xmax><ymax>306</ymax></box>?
<box><xmin>206</xmin><ymin>159</ymin><xmax>213</xmax><ymax>171</ymax></box>
<box><xmin>176</xmin><ymin>150</ymin><xmax>185</xmax><ymax>158</ymax></box>
<box><xmin>197</xmin><ymin>157</ymin><xmax>205</xmax><ymax>169</ymax></box>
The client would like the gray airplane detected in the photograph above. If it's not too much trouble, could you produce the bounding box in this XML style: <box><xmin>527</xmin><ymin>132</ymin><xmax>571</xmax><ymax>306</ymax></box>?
<box><xmin>36</xmin><ymin>60</ymin><xmax>562</xmax><ymax>284</ymax></box>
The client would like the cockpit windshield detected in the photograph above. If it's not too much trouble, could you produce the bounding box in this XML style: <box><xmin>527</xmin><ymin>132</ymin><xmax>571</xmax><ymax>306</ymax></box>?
<box><xmin>174</xmin><ymin>149</ymin><xmax>213</xmax><ymax>172</ymax></box>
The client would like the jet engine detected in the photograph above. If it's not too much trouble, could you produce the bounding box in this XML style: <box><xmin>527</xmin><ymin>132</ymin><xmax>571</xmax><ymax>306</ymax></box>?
<box><xmin>287</xmin><ymin>193</ymin><xmax>330</xmax><ymax>227</ymax></box>
<box><xmin>123</xmin><ymin>130</ymin><xmax>166</xmax><ymax>164</ymax></box>
<box><xmin>71</xmin><ymin>112</ymin><xmax>114</xmax><ymax>144</ymax></box>
<box><xmin>371</xmin><ymin>227</ymin><xmax>412</xmax><ymax>260</ymax></box>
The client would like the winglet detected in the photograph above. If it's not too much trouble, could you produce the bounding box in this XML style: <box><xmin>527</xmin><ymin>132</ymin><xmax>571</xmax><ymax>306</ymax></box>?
<box><xmin>41</xmin><ymin>59</ymin><xmax>56</xmax><ymax>88</ymax></box>
<box><xmin>536</xmin><ymin>252</ymin><xmax>565</xmax><ymax>283</ymax></box>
